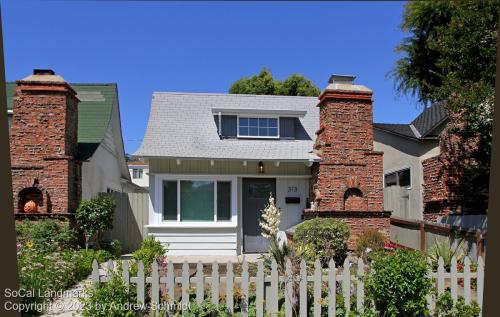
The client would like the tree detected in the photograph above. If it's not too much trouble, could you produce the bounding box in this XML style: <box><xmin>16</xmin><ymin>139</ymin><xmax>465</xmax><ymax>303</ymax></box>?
<box><xmin>393</xmin><ymin>1</ymin><xmax>498</xmax><ymax>207</ymax></box>
<box><xmin>76</xmin><ymin>194</ymin><xmax>117</xmax><ymax>249</ymax></box>
<box><xmin>229</xmin><ymin>68</ymin><xmax>320</xmax><ymax>96</ymax></box>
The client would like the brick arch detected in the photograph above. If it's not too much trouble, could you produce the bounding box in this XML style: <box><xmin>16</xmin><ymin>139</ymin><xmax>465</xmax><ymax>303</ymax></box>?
<box><xmin>15</xmin><ymin>178</ymin><xmax>52</xmax><ymax>213</ymax></box>
<box><xmin>343</xmin><ymin>187</ymin><xmax>367</xmax><ymax>211</ymax></box>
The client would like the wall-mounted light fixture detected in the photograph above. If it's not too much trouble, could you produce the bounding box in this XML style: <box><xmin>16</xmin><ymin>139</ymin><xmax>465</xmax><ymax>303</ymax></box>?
<box><xmin>258</xmin><ymin>161</ymin><xmax>264</xmax><ymax>174</ymax></box>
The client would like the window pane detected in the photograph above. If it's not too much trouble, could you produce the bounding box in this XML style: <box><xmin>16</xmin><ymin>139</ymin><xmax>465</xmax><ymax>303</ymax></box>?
<box><xmin>239</xmin><ymin>118</ymin><xmax>248</xmax><ymax>126</ymax></box>
<box><xmin>384</xmin><ymin>173</ymin><xmax>397</xmax><ymax>187</ymax></box>
<box><xmin>217</xmin><ymin>182</ymin><xmax>231</xmax><ymax>221</ymax></box>
<box><xmin>259</xmin><ymin>118</ymin><xmax>268</xmax><ymax>127</ymax></box>
<box><xmin>269</xmin><ymin>118</ymin><xmax>278</xmax><ymax>128</ymax></box>
<box><xmin>249</xmin><ymin>127</ymin><xmax>258</xmax><ymax>136</ymax></box>
<box><xmin>180</xmin><ymin>181</ymin><xmax>214</xmax><ymax>221</ymax></box>
<box><xmin>249</xmin><ymin>118</ymin><xmax>258</xmax><ymax>127</ymax></box>
<box><xmin>268</xmin><ymin>127</ymin><xmax>278</xmax><ymax>136</ymax></box>
<box><xmin>239</xmin><ymin>127</ymin><xmax>249</xmax><ymax>136</ymax></box>
<box><xmin>398</xmin><ymin>169</ymin><xmax>411</xmax><ymax>188</ymax></box>
<box><xmin>259</xmin><ymin>127</ymin><xmax>268</xmax><ymax>136</ymax></box>
<box><xmin>163</xmin><ymin>181</ymin><xmax>177</xmax><ymax>220</ymax></box>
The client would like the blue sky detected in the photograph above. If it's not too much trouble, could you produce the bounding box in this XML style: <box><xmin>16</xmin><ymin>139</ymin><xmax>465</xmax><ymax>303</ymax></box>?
<box><xmin>1</xmin><ymin>1</ymin><xmax>421</xmax><ymax>154</ymax></box>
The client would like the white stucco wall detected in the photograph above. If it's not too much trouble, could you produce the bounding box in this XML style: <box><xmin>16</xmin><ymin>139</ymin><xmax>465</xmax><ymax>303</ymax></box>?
<box><xmin>374</xmin><ymin>129</ymin><xmax>440</xmax><ymax>220</ymax></box>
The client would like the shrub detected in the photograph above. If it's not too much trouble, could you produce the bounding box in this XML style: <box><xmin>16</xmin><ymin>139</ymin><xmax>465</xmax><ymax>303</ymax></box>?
<box><xmin>80</xmin><ymin>272</ymin><xmax>138</xmax><ymax>317</ymax></box>
<box><xmin>173</xmin><ymin>300</ymin><xmax>232</xmax><ymax>317</ymax></box>
<box><xmin>17</xmin><ymin>246</ymin><xmax>114</xmax><ymax>315</ymax></box>
<box><xmin>131</xmin><ymin>236</ymin><xmax>167</xmax><ymax>276</ymax></box>
<box><xmin>16</xmin><ymin>219</ymin><xmax>79</xmax><ymax>253</ymax></box>
<box><xmin>101</xmin><ymin>239</ymin><xmax>122</xmax><ymax>258</ymax></box>
<box><xmin>427</xmin><ymin>237</ymin><xmax>468</xmax><ymax>271</ymax></box>
<box><xmin>366</xmin><ymin>249</ymin><xmax>431</xmax><ymax>317</ymax></box>
<box><xmin>355</xmin><ymin>229</ymin><xmax>386</xmax><ymax>258</ymax></box>
<box><xmin>435</xmin><ymin>291</ymin><xmax>481</xmax><ymax>317</ymax></box>
<box><xmin>76</xmin><ymin>194</ymin><xmax>117</xmax><ymax>249</ymax></box>
<box><xmin>293</xmin><ymin>218</ymin><xmax>350</xmax><ymax>265</ymax></box>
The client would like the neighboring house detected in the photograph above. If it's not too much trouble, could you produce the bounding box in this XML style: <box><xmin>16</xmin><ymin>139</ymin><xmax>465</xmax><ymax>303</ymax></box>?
<box><xmin>128</xmin><ymin>159</ymin><xmax>150</xmax><ymax>189</ymax></box>
<box><xmin>373</xmin><ymin>103</ymin><xmax>449</xmax><ymax>220</ymax></box>
<box><xmin>7</xmin><ymin>69</ymin><xmax>139</xmax><ymax>216</ymax></box>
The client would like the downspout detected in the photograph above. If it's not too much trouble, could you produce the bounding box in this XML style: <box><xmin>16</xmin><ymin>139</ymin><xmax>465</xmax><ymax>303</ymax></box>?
<box><xmin>218</xmin><ymin>111</ymin><xmax>222</xmax><ymax>138</ymax></box>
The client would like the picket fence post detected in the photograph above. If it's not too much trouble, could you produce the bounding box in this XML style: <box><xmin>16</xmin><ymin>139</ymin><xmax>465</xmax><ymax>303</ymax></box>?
<box><xmin>357</xmin><ymin>258</ymin><xmax>365</xmax><ymax>313</ymax></box>
<box><xmin>137</xmin><ymin>261</ymin><xmax>145</xmax><ymax>304</ymax></box>
<box><xmin>256</xmin><ymin>260</ymin><xmax>264</xmax><ymax>317</ymax></box>
<box><xmin>313</xmin><ymin>260</ymin><xmax>321</xmax><ymax>317</ymax></box>
<box><xmin>227</xmin><ymin>261</ymin><xmax>234</xmax><ymax>313</ymax></box>
<box><xmin>328</xmin><ymin>259</ymin><xmax>336</xmax><ymax>317</ymax></box>
<box><xmin>241</xmin><ymin>260</ymin><xmax>249</xmax><ymax>317</ymax></box>
<box><xmin>299</xmin><ymin>260</ymin><xmax>307</xmax><ymax>317</ymax></box>
<box><xmin>181</xmin><ymin>261</ymin><xmax>189</xmax><ymax>306</ymax></box>
<box><xmin>343</xmin><ymin>258</ymin><xmax>350</xmax><ymax>313</ymax></box>
<box><xmin>212</xmin><ymin>261</ymin><xmax>219</xmax><ymax>305</ymax></box>
<box><xmin>196</xmin><ymin>261</ymin><xmax>204</xmax><ymax>305</ymax></box>
<box><xmin>151</xmin><ymin>260</ymin><xmax>159</xmax><ymax>305</ymax></box>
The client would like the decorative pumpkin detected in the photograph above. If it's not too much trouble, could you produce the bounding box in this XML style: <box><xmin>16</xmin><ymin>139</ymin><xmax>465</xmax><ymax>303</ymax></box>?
<box><xmin>24</xmin><ymin>200</ymin><xmax>38</xmax><ymax>213</ymax></box>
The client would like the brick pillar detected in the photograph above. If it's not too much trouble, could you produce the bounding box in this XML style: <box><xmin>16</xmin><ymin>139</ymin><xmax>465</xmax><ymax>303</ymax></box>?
<box><xmin>306</xmin><ymin>75</ymin><xmax>390</xmax><ymax>244</ymax></box>
<box><xmin>10</xmin><ymin>69</ymin><xmax>81</xmax><ymax>215</ymax></box>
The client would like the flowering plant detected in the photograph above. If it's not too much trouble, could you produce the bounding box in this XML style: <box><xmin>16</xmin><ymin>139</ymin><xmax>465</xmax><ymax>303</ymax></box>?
<box><xmin>259</xmin><ymin>193</ymin><xmax>281</xmax><ymax>240</ymax></box>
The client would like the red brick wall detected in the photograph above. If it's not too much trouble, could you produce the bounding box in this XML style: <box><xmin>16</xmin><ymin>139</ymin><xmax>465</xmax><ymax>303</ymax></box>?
<box><xmin>10</xmin><ymin>79</ymin><xmax>81</xmax><ymax>214</ymax></box>
<box><xmin>306</xmin><ymin>86</ymin><xmax>389</xmax><ymax>243</ymax></box>
<box><xmin>422</xmin><ymin>114</ymin><xmax>488</xmax><ymax>217</ymax></box>
<box><xmin>311</xmin><ymin>95</ymin><xmax>384</xmax><ymax>213</ymax></box>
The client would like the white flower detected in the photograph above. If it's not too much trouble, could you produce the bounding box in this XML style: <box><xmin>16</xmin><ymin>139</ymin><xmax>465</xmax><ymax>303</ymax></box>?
<box><xmin>259</xmin><ymin>193</ymin><xmax>281</xmax><ymax>240</ymax></box>
<box><xmin>365</xmin><ymin>247</ymin><xmax>372</xmax><ymax>254</ymax></box>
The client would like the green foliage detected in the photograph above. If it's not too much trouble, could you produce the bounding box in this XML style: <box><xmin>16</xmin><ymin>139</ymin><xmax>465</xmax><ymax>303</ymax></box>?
<box><xmin>366</xmin><ymin>249</ymin><xmax>431</xmax><ymax>317</ymax></box>
<box><xmin>355</xmin><ymin>229</ymin><xmax>387</xmax><ymax>258</ymax></box>
<box><xmin>76</xmin><ymin>194</ymin><xmax>117</xmax><ymax>248</ymax></box>
<box><xmin>132</xmin><ymin>236</ymin><xmax>166</xmax><ymax>267</ymax></box>
<box><xmin>101</xmin><ymin>239</ymin><xmax>122</xmax><ymax>258</ymax></box>
<box><xmin>427</xmin><ymin>237</ymin><xmax>468</xmax><ymax>271</ymax></box>
<box><xmin>393</xmin><ymin>1</ymin><xmax>498</xmax><ymax>104</ymax></box>
<box><xmin>17</xmin><ymin>247</ymin><xmax>114</xmax><ymax>315</ymax></box>
<box><xmin>16</xmin><ymin>219</ymin><xmax>79</xmax><ymax>253</ymax></box>
<box><xmin>131</xmin><ymin>236</ymin><xmax>167</xmax><ymax>276</ymax></box>
<box><xmin>393</xmin><ymin>1</ymin><xmax>498</xmax><ymax>201</ymax></box>
<box><xmin>229</xmin><ymin>68</ymin><xmax>320</xmax><ymax>96</ymax></box>
<box><xmin>173</xmin><ymin>300</ymin><xmax>233</xmax><ymax>317</ymax></box>
<box><xmin>293</xmin><ymin>218</ymin><xmax>350</xmax><ymax>266</ymax></box>
<box><xmin>81</xmin><ymin>272</ymin><xmax>137</xmax><ymax>317</ymax></box>
<box><xmin>435</xmin><ymin>290</ymin><xmax>481</xmax><ymax>317</ymax></box>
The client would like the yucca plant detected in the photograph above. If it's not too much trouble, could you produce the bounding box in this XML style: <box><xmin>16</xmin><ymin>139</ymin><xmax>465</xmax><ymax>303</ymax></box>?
<box><xmin>427</xmin><ymin>237</ymin><xmax>468</xmax><ymax>271</ymax></box>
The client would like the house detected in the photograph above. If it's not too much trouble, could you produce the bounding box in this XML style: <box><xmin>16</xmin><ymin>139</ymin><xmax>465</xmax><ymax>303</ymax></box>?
<box><xmin>135</xmin><ymin>74</ymin><xmax>399</xmax><ymax>255</ymax></box>
<box><xmin>373</xmin><ymin>103</ymin><xmax>449</xmax><ymax>220</ymax></box>
<box><xmin>6</xmin><ymin>69</ymin><xmax>139</xmax><ymax>216</ymax></box>
<box><xmin>128</xmin><ymin>158</ymin><xmax>150</xmax><ymax>189</ymax></box>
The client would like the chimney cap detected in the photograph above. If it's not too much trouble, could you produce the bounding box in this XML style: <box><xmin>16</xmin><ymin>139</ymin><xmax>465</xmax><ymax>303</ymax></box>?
<box><xmin>33</xmin><ymin>69</ymin><xmax>55</xmax><ymax>75</ymax></box>
<box><xmin>321</xmin><ymin>73</ymin><xmax>372</xmax><ymax>94</ymax></box>
<box><xmin>328</xmin><ymin>74</ymin><xmax>356</xmax><ymax>84</ymax></box>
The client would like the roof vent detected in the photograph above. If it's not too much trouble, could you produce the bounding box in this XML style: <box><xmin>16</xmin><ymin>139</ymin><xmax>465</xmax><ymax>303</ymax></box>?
<box><xmin>33</xmin><ymin>69</ymin><xmax>55</xmax><ymax>75</ymax></box>
<box><xmin>328</xmin><ymin>74</ymin><xmax>356</xmax><ymax>85</ymax></box>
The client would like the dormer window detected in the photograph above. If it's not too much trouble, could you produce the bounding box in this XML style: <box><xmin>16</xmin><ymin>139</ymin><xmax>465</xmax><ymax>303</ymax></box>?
<box><xmin>238</xmin><ymin>117</ymin><xmax>279</xmax><ymax>138</ymax></box>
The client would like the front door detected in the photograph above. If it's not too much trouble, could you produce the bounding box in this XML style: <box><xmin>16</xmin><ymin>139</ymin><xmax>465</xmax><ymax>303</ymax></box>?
<box><xmin>243</xmin><ymin>178</ymin><xmax>276</xmax><ymax>253</ymax></box>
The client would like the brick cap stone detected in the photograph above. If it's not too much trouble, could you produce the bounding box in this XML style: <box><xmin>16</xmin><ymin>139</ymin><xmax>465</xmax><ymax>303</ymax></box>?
<box><xmin>21</xmin><ymin>73</ymin><xmax>66</xmax><ymax>83</ymax></box>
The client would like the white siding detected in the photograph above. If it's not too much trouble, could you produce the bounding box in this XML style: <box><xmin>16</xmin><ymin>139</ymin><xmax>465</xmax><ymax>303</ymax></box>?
<box><xmin>147</xmin><ymin>158</ymin><xmax>311</xmax><ymax>255</ymax></box>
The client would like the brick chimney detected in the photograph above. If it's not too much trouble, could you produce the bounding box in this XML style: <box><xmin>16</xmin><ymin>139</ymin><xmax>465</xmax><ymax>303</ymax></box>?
<box><xmin>306</xmin><ymin>75</ymin><xmax>389</xmax><ymax>240</ymax></box>
<box><xmin>10</xmin><ymin>69</ymin><xmax>82</xmax><ymax>215</ymax></box>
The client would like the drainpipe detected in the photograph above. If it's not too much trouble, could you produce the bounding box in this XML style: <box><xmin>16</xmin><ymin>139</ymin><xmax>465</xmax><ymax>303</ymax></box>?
<box><xmin>218</xmin><ymin>111</ymin><xmax>222</xmax><ymax>137</ymax></box>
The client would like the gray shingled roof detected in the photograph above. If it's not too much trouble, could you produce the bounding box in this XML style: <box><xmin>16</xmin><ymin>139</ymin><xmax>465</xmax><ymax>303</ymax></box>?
<box><xmin>411</xmin><ymin>102</ymin><xmax>448</xmax><ymax>137</ymax></box>
<box><xmin>134</xmin><ymin>92</ymin><xmax>320</xmax><ymax>161</ymax></box>
<box><xmin>374</xmin><ymin>103</ymin><xmax>448</xmax><ymax>139</ymax></box>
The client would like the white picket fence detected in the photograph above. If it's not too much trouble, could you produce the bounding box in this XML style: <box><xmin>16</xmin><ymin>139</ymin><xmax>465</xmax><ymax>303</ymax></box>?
<box><xmin>91</xmin><ymin>256</ymin><xmax>484</xmax><ymax>316</ymax></box>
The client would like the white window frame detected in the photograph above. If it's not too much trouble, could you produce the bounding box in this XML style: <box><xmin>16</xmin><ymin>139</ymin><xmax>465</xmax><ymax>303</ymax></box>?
<box><xmin>237</xmin><ymin>115</ymin><xmax>280</xmax><ymax>139</ymax></box>
<box><xmin>154</xmin><ymin>174</ymin><xmax>238</xmax><ymax>228</ymax></box>
<box><xmin>384</xmin><ymin>167</ymin><xmax>412</xmax><ymax>189</ymax></box>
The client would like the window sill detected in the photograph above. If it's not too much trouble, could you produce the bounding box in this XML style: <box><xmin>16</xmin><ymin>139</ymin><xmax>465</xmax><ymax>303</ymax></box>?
<box><xmin>146</xmin><ymin>222</ymin><xmax>237</xmax><ymax>229</ymax></box>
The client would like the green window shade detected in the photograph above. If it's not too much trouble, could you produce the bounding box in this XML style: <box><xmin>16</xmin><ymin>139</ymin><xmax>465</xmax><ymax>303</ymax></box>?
<box><xmin>180</xmin><ymin>181</ymin><xmax>214</xmax><ymax>221</ymax></box>
<box><xmin>163</xmin><ymin>181</ymin><xmax>177</xmax><ymax>220</ymax></box>
<box><xmin>217</xmin><ymin>181</ymin><xmax>231</xmax><ymax>221</ymax></box>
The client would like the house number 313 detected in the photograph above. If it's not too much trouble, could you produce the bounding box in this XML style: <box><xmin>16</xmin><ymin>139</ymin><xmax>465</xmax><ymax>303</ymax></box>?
<box><xmin>288</xmin><ymin>186</ymin><xmax>298</xmax><ymax>193</ymax></box>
